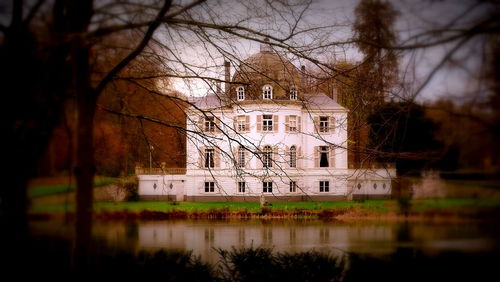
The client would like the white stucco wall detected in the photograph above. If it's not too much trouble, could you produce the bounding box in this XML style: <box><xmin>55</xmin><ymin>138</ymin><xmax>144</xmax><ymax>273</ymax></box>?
<box><xmin>139</xmin><ymin>98</ymin><xmax>395</xmax><ymax>201</ymax></box>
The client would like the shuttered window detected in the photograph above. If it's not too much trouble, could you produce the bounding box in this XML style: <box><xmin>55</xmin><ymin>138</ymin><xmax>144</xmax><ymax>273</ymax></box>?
<box><xmin>314</xmin><ymin>146</ymin><xmax>336</xmax><ymax>168</ymax></box>
<box><xmin>205</xmin><ymin>148</ymin><xmax>215</xmax><ymax>168</ymax></box>
<box><xmin>263</xmin><ymin>115</ymin><xmax>273</xmax><ymax>131</ymax></box>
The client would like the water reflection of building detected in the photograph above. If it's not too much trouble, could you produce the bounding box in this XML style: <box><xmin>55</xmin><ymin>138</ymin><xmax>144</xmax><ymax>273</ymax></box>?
<box><xmin>135</xmin><ymin>221</ymin><xmax>397</xmax><ymax>262</ymax></box>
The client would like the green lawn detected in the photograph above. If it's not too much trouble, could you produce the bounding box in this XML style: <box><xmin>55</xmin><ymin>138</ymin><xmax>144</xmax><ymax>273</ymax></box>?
<box><xmin>28</xmin><ymin>177</ymin><xmax>117</xmax><ymax>198</ymax></box>
<box><xmin>29</xmin><ymin>198</ymin><xmax>500</xmax><ymax>214</ymax></box>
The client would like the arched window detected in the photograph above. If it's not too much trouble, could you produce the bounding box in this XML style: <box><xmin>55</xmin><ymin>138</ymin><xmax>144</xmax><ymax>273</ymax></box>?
<box><xmin>237</xmin><ymin>146</ymin><xmax>246</xmax><ymax>168</ymax></box>
<box><xmin>289</xmin><ymin>145</ymin><xmax>297</xmax><ymax>168</ymax></box>
<box><xmin>236</xmin><ymin>86</ymin><xmax>245</xmax><ymax>101</ymax></box>
<box><xmin>263</xmin><ymin>145</ymin><xmax>273</xmax><ymax>168</ymax></box>
<box><xmin>290</xmin><ymin>86</ymin><xmax>297</xmax><ymax>100</ymax></box>
<box><xmin>263</xmin><ymin>85</ymin><xmax>273</xmax><ymax>99</ymax></box>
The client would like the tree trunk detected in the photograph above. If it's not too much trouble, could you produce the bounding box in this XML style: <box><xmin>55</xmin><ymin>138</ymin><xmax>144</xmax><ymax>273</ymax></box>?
<box><xmin>65</xmin><ymin>0</ymin><xmax>94</xmax><ymax>269</ymax></box>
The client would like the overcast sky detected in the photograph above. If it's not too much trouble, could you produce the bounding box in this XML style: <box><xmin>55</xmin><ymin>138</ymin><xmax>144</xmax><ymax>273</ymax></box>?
<box><xmin>167</xmin><ymin>0</ymin><xmax>493</xmax><ymax>103</ymax></box>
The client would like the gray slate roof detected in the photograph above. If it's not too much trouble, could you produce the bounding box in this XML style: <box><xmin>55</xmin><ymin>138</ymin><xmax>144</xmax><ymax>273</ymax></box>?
<box><xmin>189</xmin><ymin>92</ymin><xmax>345</xmax><ymax>111</ymax></box>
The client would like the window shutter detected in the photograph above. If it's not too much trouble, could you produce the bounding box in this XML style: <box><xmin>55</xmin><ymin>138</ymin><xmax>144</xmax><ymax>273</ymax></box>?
<box><xmin>215</xmin><ymin>118</ymin><xmax>221</xmax><ymax>134</ymax></box>
<box><xmin>257</xmin><ymin>115</ymin><xmax>262</xmax><ymax>132</ymax></box>
<box><xmin>329</xmin><ymin>147</ymin><xmax>335</xmax><ymax>168</ymax></box>
<box><xmin>245</xmin><ymin>116</ymin><xmax>250</xmax><ymax>132</ymax></box>
<box><xmin>273</xmin><ymin>115</ymin><xmax>279</xmax><ymax>132</ymax></box>
<box><xmin>273</xmin><ymin>146</ymin><xmax>279</xmax><ymax>168</ymax></box>
<box><xmin>285</xmin><ymin>115</ymin><xmax>290</xmax><ymax>133</ymax></box>
<box><xmin>314</xmin><ymin>116</ymin><xmax>319</xmax><ymax>132</ymax></box>
<box><xmin>199</xmin><ymin>182</ymin><xmax>204</xmax><ymax>193</ymax></box>
<box><xmin>233</xmin><ymin>116</ymin><xmax>238</xmax><ymax>132</ymax></box>
<box><xmin>314</xmin><ymin>146</ymin><xmax>319</xmax><ymax>168</ymax></box>
<box><xmin>297</xmin><ymin>146</ymin><xmax>302</xmax><ymax>168</ymax></box>
<box><xmin>198</xmin><ymin>117</ymin><xmax>204</xmax><ymax>132</ymax></box>
<box><xmin>329</xmin><ymin>116</ymin><xmax>336</xmax><ymax>133</ymax></box>
<box><xmin>285</xmin><ymin>145</ymin><xmax>290</xmax><ymax>168</ymax></box>
<box><xmin>257</xmin><ymin>146</ymin><xmax>263</xmax><ymax>169</ymax></box>
<box><xmin>297</xmin><ymin>116</ymin><xmax>302</xmax><ymax>132</ymax></box>
<box><xmin>215</xmin><ymin>148</ymin><xmax>221</xmax><ymax>168</ymax></box>
<box><xmin>245</xmin><ymin>151</ymin><xmax>250</xmax><ymax>169</ymax></box>
<box><xmin>199</xmin><ymin>146</ymin><xmax>205</xmax><ymax>168</ymax></box>
<box><xmin>231</xmin><ymin>147</ymin><xmax>237</xmax><ymax>168</ymax></box>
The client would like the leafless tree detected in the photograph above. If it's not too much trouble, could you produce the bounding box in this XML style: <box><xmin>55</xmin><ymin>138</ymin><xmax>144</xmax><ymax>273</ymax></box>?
<box><xmin>0</xmin><ymin>0</ymin><xmax>498</xmax><ymax>268</ymax></box>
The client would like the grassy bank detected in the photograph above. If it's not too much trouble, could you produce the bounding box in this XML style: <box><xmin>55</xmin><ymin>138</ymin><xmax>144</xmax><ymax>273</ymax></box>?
<box><xmin>27</xmin><ymin>176</ymin><xmax>117</xmax><ymax>197</ymax></box>
<box><xmin>29</xmin><ymin>198</ymin><xmax>500</xmax><ymax>220</ymax></box>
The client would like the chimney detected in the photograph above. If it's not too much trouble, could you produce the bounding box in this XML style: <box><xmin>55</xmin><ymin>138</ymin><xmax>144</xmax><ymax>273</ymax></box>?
<box><xmin>224</xmin><ymin>60</ymin><xmax>230</xmax><ymax>94</ymax></box>
<box><xmin>216</xmin><ymin>81</ymin><xmax>221</xmax><ymax>93</ymax></box>
<box><xmin>301</xmin><ymin>65</ymin><xmax>307</xmax><ymax>92</ymax></box>
<box><xmin>260</xmin><ymin>37</ymin><xmax>272</xmax><ymax>53</ymax></box>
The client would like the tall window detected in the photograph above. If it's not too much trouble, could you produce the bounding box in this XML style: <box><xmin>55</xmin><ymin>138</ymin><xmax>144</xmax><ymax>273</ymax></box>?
<box><xmin>263</xmin><ymin>181</ymin><xmax>273</xmax><ymax>193</ymax></box>
<box><xmin>319</xmin><ymin>181</ymin><xmax>329</xmax><ymax>192</ymax></box>
<box><xmin>289</xmin><ymin>116</ymin><xmax>297</xmax><ymax>132</ymax></box>
<box><xmin>205</xmin><ymin>181</ymin><xmax>215</xmax><ymax>192</ymax></box>
<box><xmin>263</xmin><ymin>145</ymin><xmax>273</xmax><ymax>168</ymax></box>
<box><xmin>289</xmin><ymin>146</ymin><xmax>297</xmax><ymax>168</ymax></box>
<box><xmin>238</xmin><ymin>147</ymin><xmax>246</xmax><ymax>168</ymax></box>
<box><xmin>263</xmin><ymin>85</ymin><xmax>273</xmax><ymax>99</ymax></box>
<box><xmin>204</xmin><ymin>116</ymin><xmax>216</xmax><ymax>132</ymax></box>
<box><xmin>290</xmin><ymin>86</ymin><xmax>297</xmax><ymax>100</ymax></box>
<box><xmin>319</xmin><ymin>117</ymin><xmax>329</xmax><ymax>132</ymax></box>
<box><xmin>238</xmin><ymin>182</ymin><xmax>246</xmax><ymax>193</ymax></box>
<box><xmin>289</xmin><ymin>181</ymin><xmax>297</xmax><ymax>193</ymax></box>
<box><xmin>236</xmin><ymin>86</ymin><xmax>245</xmax><ymax>101</ymax></box>
<box><xmin>319</xmin><ymin>146</ymin><xmax>329</xmax><ymax>167</ymax></box>
<box><xmin>263</xmin><ymin>115</ymin><xmax>273</xmax><ymax>131</ymax></box>
<box><xmin>205</xmin><ymin>148</ymin><xmax>215</xmax><ymax>168</ymax></box>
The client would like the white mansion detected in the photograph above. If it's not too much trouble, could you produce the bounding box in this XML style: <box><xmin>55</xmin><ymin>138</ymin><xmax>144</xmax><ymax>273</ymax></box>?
<box><xmin>137</xmin><ymin>45</ymin><xmax>395</xmax><ymax>202</ymax></box>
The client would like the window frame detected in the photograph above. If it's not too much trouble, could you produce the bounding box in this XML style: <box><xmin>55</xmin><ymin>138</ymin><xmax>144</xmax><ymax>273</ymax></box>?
<box><xmin>263</xmin><ymin>145</ymin><xmax>273</xmax><ymax>168</ymax></box>
<box><xmin>237</xmin><ymin>147</ymin><xmax>246</xmax><ymax>168</ymax></box>
<box><xmin>204</xmin><ymin>116</ymin><xmax>216</xmax><ymax>132</ymax></box>
<box><xmin>289</xmin><ymin>115</ymin><xmax>297</xmax><ymax>132</ymax></box>
<box><xmin>204</xmin><ymin>181</ymin><xmax>215</xmax><ymax>193</ymax></box>
<box><xmin>237</xmin><ymin>116</ymin><xmax>246</xmax><ymax>132</ymax></box>
<box><xmin>262</xmin><ymin>114</ymin><xmax>273</xmax><ymax>131</ymax></box>
<box><xmin>319</xmin><ymin>146</ymin><xmax>329</xmax><ymax>168</ymax></box>
<box><xmin>319</xmin><ymin>181</ymin><xmax>330</xmax><ymax>192</ymax></box>
<box><xmin>289</xmin><ymin>145</ymin><xmax>297</xmax><ymax>168</ymax></box>
<box><xmin>289</xmin><ymin>181</ymin><xmax>297</xmax><ymax>193</ymax></box>
<box><xmin>205</xmin><ymin>148</ymin><xmax>215</xmax><ymax>168</ymax></box>
<box><xmin>236</xmin><ymin>86</ymin><xmax>245</xmax><ymax>101</ymax></box>
<box><xmin>319</xmin><ymin>116</ymin><xmax>329</xmax><ymax>133</ymax></box>
<box><xmin>238</xmin><ymin>181</ymin><xmax>246</xmax><ymax>193</ymax></box>
<box><xmin>263</xmin><ymin>181</ymin><xmax>273</xmax><ymax>193</ymax></box>
<box><xmin>290</xmin><ymin>86</ymin><xmax>297</xmax><ymax>100</ymax></box>
<box><xmin>263</xmin><ymin>85</ymin><xmax>273</xmax><ymax>100</ymax></box>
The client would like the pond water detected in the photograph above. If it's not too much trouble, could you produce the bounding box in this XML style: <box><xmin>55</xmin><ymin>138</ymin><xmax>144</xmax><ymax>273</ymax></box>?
<box><xmin>30</xmin><ymin>219</ymin><xmax>500</xmax><ymax>263</ymax></box>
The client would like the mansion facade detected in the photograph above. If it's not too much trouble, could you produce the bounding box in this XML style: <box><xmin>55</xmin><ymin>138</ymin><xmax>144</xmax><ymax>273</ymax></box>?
<box><xmin>137</xmin><ymin>45</ymin><xmax>395</xmax><ymax>202</ymax></box>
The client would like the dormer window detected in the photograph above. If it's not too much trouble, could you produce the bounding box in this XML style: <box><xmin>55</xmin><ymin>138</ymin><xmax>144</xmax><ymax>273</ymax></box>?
<box><xmin>263</xmin><ymin>85</ymin><xmax>273</xmax><ymax>99</ymax></box>
<box><xmin>236</xmin><ymin>86</ymin><xmax>245</xmax><ymax>101</ymax></box>
<box><xmin>290</xmin><ymin>86</ymin><xmax>297</xmax><ymax>100</ymax></box>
